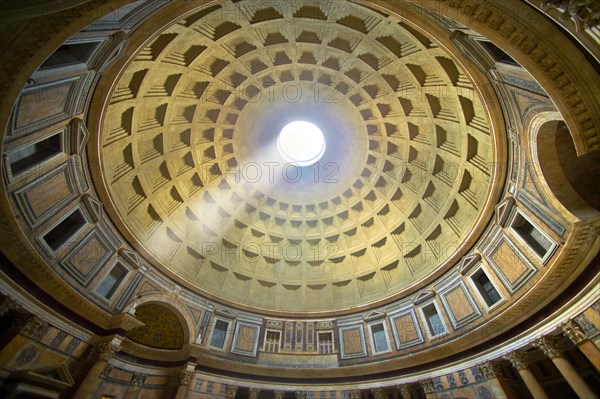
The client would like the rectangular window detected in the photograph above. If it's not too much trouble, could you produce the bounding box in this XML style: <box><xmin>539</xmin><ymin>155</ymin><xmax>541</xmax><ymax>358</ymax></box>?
<box><xmin>264</xmin><ymin>330</ymin><xmax>280</xmax><ymax>353</ymax></box>
<box><xmin>370</xmin><ymin>323</ymin><xmax>389</xmax><ymax>353</ymax></box>
<box><xmin>472</xmin><ymin>269</ymin><xmax>502</xmax><ymax>307</ymax></box>
<box><xmin>39</xmin><ymin>42</ymin><xmax>99</xmax><ymax>69</ymax></box>
<box><xmin>318</xmin><ymin>332</ymin><xmax>334</xmax><ymax>354</ymax></box>
<box><xmin>422</xmin><ymin>304</ymin><xmax>446</xmax><ymax>337</ymax></box>
<box><xmin>96</xmin><ymin>262</ymin><xmax>128</xmax><ymax>300</ymax></box>
<box><xmin>479</xmin><ymin>41</ymin><xmax>519</xmax><ymax>66</ymax></box>
<box><xmin>209</xmin><ymin>319</ymin><xmax>229</xmax><ymax>349</ymax></box>
<box><xmin>8</xmin><ymin>132</ymin><xmax>62</xmax><ymax>175</ymax></box>
<box><xmin>511</xmin><ymin>213</ymin><xmax>554</xmax><ymax>259</ymax></box>
<box><xmin>42</xmin><ymin>209</ymin><xmax>86</xmax><ymax>252</ymax></box>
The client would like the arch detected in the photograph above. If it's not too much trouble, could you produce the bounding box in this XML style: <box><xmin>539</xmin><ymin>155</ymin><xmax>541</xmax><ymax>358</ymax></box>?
<box><xmin>125</xmin><ymin>294</ymin><xmax>195</xmax><ymax>347</ymax></box>
<box><xmin>529</xmin><ymin>112</ymin><xmax>600</xmax><ymax>220</ymax></box>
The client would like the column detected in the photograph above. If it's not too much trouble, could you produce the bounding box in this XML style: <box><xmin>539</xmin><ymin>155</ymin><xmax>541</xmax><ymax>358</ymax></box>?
<box><xmin>534</xmin><ymin>336</ymin><xmax>598</xmax><ymax>399</ymax></box>
<box><xmin>563</xmin><ymin>320</ymin><xmax>600</xmax><ymax>371</ymax></box>
<box><xmin>126</xmin><ymin>372</ymin><xmax>147</xmax><ymax>398</ymax></box>
<box><xmin>225</xmin><ymin>384</ymin><xmax>238</xmax><ymax>398</ymax></box>
<box><xmin>274</xmin><ymin>390</ymin><xmax>285</xmax><ymax>399</ymax></box>
<box><xmin>249</xmin><ymin>388</ymin><xmax>261</xmax><ymax>399</ymax></box>
<box><xmin>399</xmin><ymin>384</ymin><xmax>412</xmax><ymax>399</ymax></box>
<box><xmin>73</xmin><ymin>337</ymin><xmax>122</xmax><ymax>399</ymax></box>
<box><xmin>503</xmin><ymin>351</ymin><xmax>549</xmax><ymax>399</ymax></box>
<box><xmin>172</xmin><ymin>363</ymin><xmax>195</xmax><ymax>399</ymax></box>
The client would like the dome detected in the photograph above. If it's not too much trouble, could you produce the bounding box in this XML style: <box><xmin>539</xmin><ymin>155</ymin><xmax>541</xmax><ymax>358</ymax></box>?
<box><xmin>94</xmin><ymin>0</ymin><xmax>502</xmax><ymax>314</ymax></box>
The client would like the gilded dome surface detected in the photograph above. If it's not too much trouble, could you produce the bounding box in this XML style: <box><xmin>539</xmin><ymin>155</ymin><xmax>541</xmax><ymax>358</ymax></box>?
<box><xmin>97</xmin><ymin>0</ymin><xmax>502</xmax><ymax>313</ymax></box>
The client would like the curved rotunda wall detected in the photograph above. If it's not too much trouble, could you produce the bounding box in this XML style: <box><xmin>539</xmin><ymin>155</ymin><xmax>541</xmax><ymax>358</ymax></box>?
<box><xmin>93</xmin><ymin>0</ymin><xmax>502</xmax><ymax>314</ymax></box>
<box><xmin>0</xmin><ymin>0</ymin><xmax>599</xmax><ymax>394</ymax></box>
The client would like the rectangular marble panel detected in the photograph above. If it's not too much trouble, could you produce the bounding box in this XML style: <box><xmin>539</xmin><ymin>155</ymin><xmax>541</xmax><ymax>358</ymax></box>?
<box><xmin>231</xmin><ymin>322</ymin><xmax>259</xmax><ymax>357</ymax></box>
<box><xmin>485</xmin><ymin>234</ymin><xmax>537</xmax><ymax>293</ymax></box>
<box><xmin>390</xmin><ymin>310</ymin><xmax>424</xmax><ymax>349</ymax></box>
<box><xmin>339</xmin><ymin>324</ymin><xmax>367</xmax><ymax>359</ymax></box>
<box><xmin>11</xmin><ymin>76</ymin><xmax>86</xmax><ymax>136</ymax></box>
<box><xmin>59</xmin><ymin>228</ymin><xmax>115</xmax><ymax>286</ymax></box>
<box><xmin>14</xmin><ymin>161</ymin><xmax>78</xmax><ymax>227</ymax></box>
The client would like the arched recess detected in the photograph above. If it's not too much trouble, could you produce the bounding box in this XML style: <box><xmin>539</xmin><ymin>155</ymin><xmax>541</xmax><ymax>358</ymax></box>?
<box><xmin>126</xmin><ymin>303</ymin><xmax>185</xmax><ymax>349</ymax></box>
<box><xmin>530</xmin><ymin>112</ymin><xmax>600</xmax><ymax>220</ymax></box>
<box><xmin>125</xmin><ymin>295</ymin><xmax>195</xmax><ymax>348</ymax></box>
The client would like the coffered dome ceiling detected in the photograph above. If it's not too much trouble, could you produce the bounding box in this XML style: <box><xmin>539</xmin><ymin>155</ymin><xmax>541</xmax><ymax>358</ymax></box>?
<box><xmin>95</xmin><ymin>0</ymin><xmax>502</xmax><ymax>313</ymax></box>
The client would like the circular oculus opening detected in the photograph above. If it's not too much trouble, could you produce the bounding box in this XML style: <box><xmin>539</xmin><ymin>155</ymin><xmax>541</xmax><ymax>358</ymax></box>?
<box><xmin>277</xmin><ymin>121</ymin><xmax>326</xmax><ymax>166</ymax></box>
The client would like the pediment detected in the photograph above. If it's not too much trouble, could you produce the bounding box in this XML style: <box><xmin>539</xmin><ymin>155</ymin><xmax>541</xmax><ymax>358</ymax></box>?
<box><xmin>413</xmin><ymin>290</ymin><xmax>435</xmax><ymax>305</ymax></box>
<box><xmin>460</xmin><ymin>253</ymin><xmax>482</xmax><ymax>275</ymax></box>
<box><xmin>495</xmin><ymin>197</ymin><xmax>515</xmax><ymax>227</ymax></box>
<box><xmin>363</xmin><ymin>310</ymin><xmax>386</xmax><ymax>321</ymax></box>
<box><xmin>215</xmin><ymin>308</ymin><xmax>237</xmax><ymax>319</ymax></box>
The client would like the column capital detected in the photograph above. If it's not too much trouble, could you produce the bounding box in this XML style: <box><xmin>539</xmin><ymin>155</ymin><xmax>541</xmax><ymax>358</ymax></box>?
<box><xmin>131</xmin><ymin>372</ymin><xmax>147</xmax><ymax>386</ymax></box>
<box><xmin>295</xmin><ymin>391</ymin><xmax>307</xmax><ymax>399</ymax></box>
<box><xmin>95</xmin><ymin>337</ymin><xmax>122</xmax><ymax>361</ymax></box>
<box><xmin>371</xmin><ymin>387</ymin><xmax>384</xmax><ymax>399</ymax></box>
<box><xmin>225</xmin><ymin>385</ymin><xmax>238</xmax><ymax>398</ymax></box>
<box><xmin>349</xmin><ymin>389</ymin><xmax>362</xmax><ymax>399</ymax></box>
<box><xmin>562</xmin><ymin>320</ymin><xmax>587</xmax><ymax>345</ymax></box>
<box><xmin>180</xmin><ymin>369</ymin><xmax>194</xmax><ymax>385</ymax></box>
<box><xmin>534</xmin><ymin>336</ymin><xmax>564</xmax><ymax>359</ymax></box>
<box><xmin>17</xmin><ymin>314</ymin><xmax>49</xmax><ymax>340</ymax></box>
<box><xmin>476</xmin><ymin>361</ymin><xmax>503</xmax><ymax>379</ymax></box>
<box><xmin>0</xmin><ymin>296</ymin><xmax>21</xmax><ymax>316</ymax></box>
<box><xmin>274</xmin><ymin>390</ymin><xmax>285</xmax><ymax>399</ymax></box>
<box><xmin>169</xmin><ymin>362</ymin><xmax>195</xmax><ymax>386</ymax></box>
<box><xmin>249</xmin><ymin>388</ymin><xmax>261</xmax><ymax>399</ymax></box>
<box><xmin>399</xmin><ymin>383</ymin><xmax>412</xmax><ymax>399</ymax></box>
<box><xmin>420</xmin><ymin>379</ymin><xmax>434</xmax><ymax>393</ymax></box>
<box><xmin>503</xmin><ymin>351</ymin><xmax>529</xmax><ymax>370</ymax></box>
